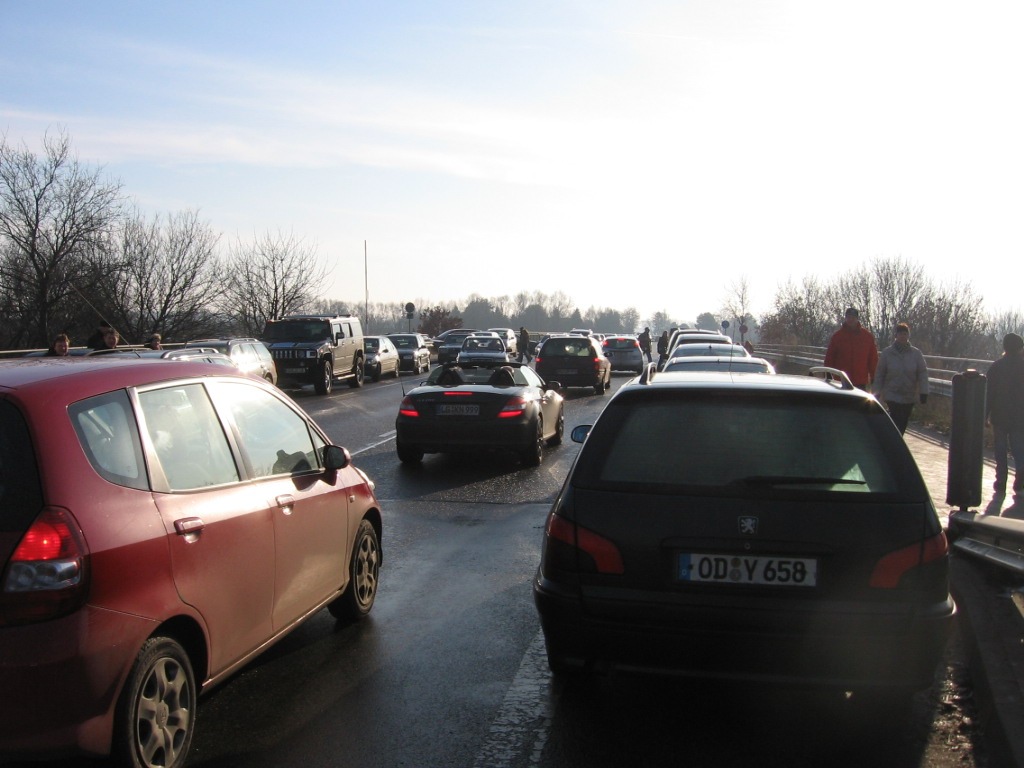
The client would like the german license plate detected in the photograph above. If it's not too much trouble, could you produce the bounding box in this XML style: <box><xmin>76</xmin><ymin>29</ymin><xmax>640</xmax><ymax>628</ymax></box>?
<box><xmin>286</xmin><ymin>367</ymin><xmax>305</xmax><ymax>374</ymax></box>
<box><xmin>436</xmin><ymin>404</ymin><xmax>479</xmax><ymax>416</ymax></box>
<box><xmin>678</xmin><ymin>553</ymin><xmax>817</xmax><ymax>587</ymax></box>
<box><xmin>557</xmin><ymin>368</ymin><xmax>576</xmax><ymax>375</ymax></box>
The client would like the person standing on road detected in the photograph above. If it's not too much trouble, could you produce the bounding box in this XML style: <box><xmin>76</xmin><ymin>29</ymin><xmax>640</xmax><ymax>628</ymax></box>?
<box><xmin>824</xmin><ymin>307</ymin><xmax>878</xmax><ymax>389</ymax></box>
<box><xmin>638</xmin><ymin>327</ymin><xmax>653</xmax><ymax>364</ymax></box>
<box><xmin>986</xmin><ymin>332</ymin><xmax>1024</xmax><ymax>499</ymax></box>
<box><xmin>657</xmin><ymin>331</ymin><xmax>669</xmax><ymax>368</ymax></box>
<box><xmin>518</xmin><ymin>327</ymin><xmax>532</xmax><ymax>364</ymax></box>
<box><xmin>873</xmin><ymin>322</ymin><xmax>929</xmax><ymax>435</ymax></box>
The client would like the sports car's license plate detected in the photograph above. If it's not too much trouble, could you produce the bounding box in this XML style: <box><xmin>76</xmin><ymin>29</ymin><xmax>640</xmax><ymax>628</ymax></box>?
<box><xmin>436</xmin><ymin>404</ymin><xmax>480</xmax><ymax>416</ymax></box>
<box><xmin>678</xmin><ymin>553</ymin><xmax>817</xmax><ymax>587</ymax></box>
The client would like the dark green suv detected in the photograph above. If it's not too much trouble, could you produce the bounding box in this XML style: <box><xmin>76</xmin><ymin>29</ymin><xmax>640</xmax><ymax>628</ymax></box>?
<box><xmin>263</xmin><ymin>314</ymin><xmax>365</xmax><ymax>394</ymax></box>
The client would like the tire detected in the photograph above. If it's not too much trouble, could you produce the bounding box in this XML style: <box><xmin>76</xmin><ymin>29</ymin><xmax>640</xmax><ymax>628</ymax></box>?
<box><xmin>328</xmin><ymin>519</ymin><xmax>380</xmax><ymax>622</ymax></box>
<box><xmin>391</xmin><ymin>362</ymin><xmax>400</xmax><ymax>378</ymax></box>
<box><xmin>371</xmin><ymin>364</ymin><xmax>382</xmax><ymax>383</ymax></box>
<box><xmin>397</xmin><ymin>440</ymin><xmax>424</xmax><ymax>464</ymax></box>
<box><xmin>521</xmin><ymin>416</ymin><xmax>544</xmax><ymax>467</ymax></box>
<box><xmin>113</xmin><ymin>636</ymin><xmax>196</xmax><ymax>768</ymax></box>
<box><xmin>547</xmin><ymin>408</ymin><xmax>564</xmax><ymax>446</ymax></box>
<box><xmin>314</xmin><ymin>359</ymin><xmax>333</xmax><ymax>395</ymax></box>
<box><xmin>594</xmin><ymin>379</ymin><xmax>605</xmax><ymax>395</ymax></box>
<box><xmin>348</xmin><ymin>359</ymin><xmax>365</xmax><ymax>388</ymax></box>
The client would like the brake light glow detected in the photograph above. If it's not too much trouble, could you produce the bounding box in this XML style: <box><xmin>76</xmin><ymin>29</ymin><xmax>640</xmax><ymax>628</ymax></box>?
<box><xmin>869</xmin><ymin>532</ymin><xmax>948</xmax><ymax>588</ymax></box>
<box><xmin>546</xmin><ymin>514</ymin><xmax>624</xmax><ymax>574</ymax></box>
<box><xmin>399</xmin><ymin>396</ymin><xmax>419</xmax><ymax>417</ymax></box>
<box><xmin>1</xmin><ymin>507</ymin><xmax>89</xmax><ymax>626</ymax></box>
<box><xmin>498</xmin><ymin>396</ymin><xmax>528</xmax><ymax>419</ymax></box>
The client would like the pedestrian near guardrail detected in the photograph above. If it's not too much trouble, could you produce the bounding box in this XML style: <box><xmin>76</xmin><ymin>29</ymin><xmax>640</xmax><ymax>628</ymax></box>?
<box><xmin>874</xmin><ymin>322</ymin><xmax>929</xmax><ymax>435</ymax></box>
<box><xmin>985</xmin><ymin>332</ymin><xmax>1024</xmax><ymax>501</ymax></box>
<box><xmin>823</xmin><ymin>307</ymin><xmax>878</xmax><ymax>389</ymax></box>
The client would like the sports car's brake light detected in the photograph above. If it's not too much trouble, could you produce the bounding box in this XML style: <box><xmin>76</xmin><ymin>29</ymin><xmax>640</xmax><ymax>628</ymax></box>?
<box><xmin>498</xmin><ymin>396</ymin><xmax>528</xmax><ymax>418</ymax></box>
<box><xmin>869</xmin><ymin>532</ymin><xmax>948</xmax><ymax>588</ymax></box>
<box><xmin>443</xmin><ymin>391</ymin><xmax>474</xmax><ymax>396</ymax></box>
<box><xmin>399</xmin><ymin>396</ymin><xmax>420</xmax><ymax>417</ymax></box>
<box><xmin>1</xmin><ymin>507</ymin><xmax>89</xmax><ymax>626</ymax></box>
<box><xmin>546</xmin><ymin>514</ymin><xmax>624</xmax><ymax>574</ymax></box>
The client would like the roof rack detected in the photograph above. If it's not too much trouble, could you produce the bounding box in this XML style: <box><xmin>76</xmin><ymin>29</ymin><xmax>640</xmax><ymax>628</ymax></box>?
<box><xmin>637</xmin><ymin>361</ymin><xmax>658</xmax><ymax>384</ymax></box>
<box><xmin>808</xmin><ymin>366</ymin><xmax>856</xmax><ymax>390</ymax></box>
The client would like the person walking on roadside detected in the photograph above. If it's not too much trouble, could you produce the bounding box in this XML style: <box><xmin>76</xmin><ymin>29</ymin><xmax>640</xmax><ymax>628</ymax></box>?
<box><xmin>518</xmin><ymin>327</ymin><xmax>532</xmax><ymax>364</ymax></box>
<box><xmin>638</xmin><ymin>327</ymin><xmax>653</xmax><ymax>364</ymax></box>
<box><xmin>873</xmin><ymin>322</ymin><xmax>929</xmax><ymax>435</ymax></box>
<box><xmin>824</xmin><ymin>307</ymin><xmax>878</xmax><ymax>389</ymax></box>
<box><xmin>656</xmin><ymin>331</ymin><xmax>669</xmax><ymax>368</ymax></box>
<box><xmin>986</xmin><ymin>332</ymin><xmax>1024</xmax><ymax>500</ymax></box>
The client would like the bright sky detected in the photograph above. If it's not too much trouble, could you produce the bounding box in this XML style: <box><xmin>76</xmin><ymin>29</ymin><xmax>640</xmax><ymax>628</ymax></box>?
<box><xmin>2</xmin><ymin>1</ymin><xmax>1021</xmax><ymax>323</ymax></box>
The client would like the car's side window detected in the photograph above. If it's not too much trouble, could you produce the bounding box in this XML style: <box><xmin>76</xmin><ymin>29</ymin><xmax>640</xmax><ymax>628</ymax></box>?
<box><xmin>70</xmin><ymin>390</ymin><xmax>149</xmax><ymax>491</ymax></box>
<box><xmin>211</xmin><ymin>382</ymin><xmax>323</xmax><ymax>479</ymax></box>
<box><xmin>138</xmin><ymin>384</ymin><xmax>240</xmax><ymax>491</ymax></box>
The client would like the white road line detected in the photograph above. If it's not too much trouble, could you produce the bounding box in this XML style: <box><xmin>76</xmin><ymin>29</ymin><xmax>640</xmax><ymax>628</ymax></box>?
<box><xmin>351</xmin><ymin>431</ymin><xmax>396</xmax><ymax>456</ymax></box>
<box><xmin>473</xmin><ymin>630</ymin><xmax>554</xmax><ymax>768</ymax></box>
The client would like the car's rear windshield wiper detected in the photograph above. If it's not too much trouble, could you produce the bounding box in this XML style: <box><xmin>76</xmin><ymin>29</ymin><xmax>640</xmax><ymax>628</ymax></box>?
<box><xmin>732</xmin><ymin>475</ymin><xmax>867</xmax><ymax>487</ymax></box>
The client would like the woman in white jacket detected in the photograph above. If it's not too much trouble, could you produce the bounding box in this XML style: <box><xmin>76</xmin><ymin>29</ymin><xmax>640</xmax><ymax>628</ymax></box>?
<box><xmin>873</xmin><ymin>322</ymin><xmax>929</xmax><ymax>435</ymax></box>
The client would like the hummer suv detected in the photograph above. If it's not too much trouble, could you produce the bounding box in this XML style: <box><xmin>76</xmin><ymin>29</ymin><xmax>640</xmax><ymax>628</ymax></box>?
<box><xmin>263</xmin><ymin>314</ymin><xmax>365</xmax><ymax>394</ymax></box>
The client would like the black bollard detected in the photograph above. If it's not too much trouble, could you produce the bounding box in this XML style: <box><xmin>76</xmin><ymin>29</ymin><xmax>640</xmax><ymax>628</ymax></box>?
<box><xmin>946</xmin><ymin>369</ymin><xmax>986</xmax><ymax>510</ymax></box>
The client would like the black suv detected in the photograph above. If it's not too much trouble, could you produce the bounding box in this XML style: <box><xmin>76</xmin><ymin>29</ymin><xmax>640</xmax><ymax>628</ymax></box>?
<box><xmin>534</xmin><ymin>366</ymin><xmax>954</xmax><ymax>700</ymax></box>
<box><xmin>534</xmin><ymin>334</ymin><xmax>611</xmax><ymax>394</ymax></box>
<box><xmin>262</xmin><ymin>315</ymin><xmax>365</xmax><ymax>394</ymax></box>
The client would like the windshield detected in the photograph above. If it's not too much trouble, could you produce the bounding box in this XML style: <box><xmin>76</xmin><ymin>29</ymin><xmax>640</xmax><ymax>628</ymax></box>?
<box><xmin>263</xmin><ymin>320</ymin><xmax>332</xmax><ymax>343</ymax></box>
<box><xmin>574</xmin><ymin>394</ymin><xmax>904</xmax><ymax>495</ymax></box>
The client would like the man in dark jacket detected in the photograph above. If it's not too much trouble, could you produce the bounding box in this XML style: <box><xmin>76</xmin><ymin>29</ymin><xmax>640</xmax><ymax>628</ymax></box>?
<box><xmin>824</xmin><ymin>307</ymin><xmax>878</xmax><ymax>389</ymax></box>
<box><xmin>986</xmin><ymin>332</ymin><xmax>1024</xmax><ymax>499</ymax></box>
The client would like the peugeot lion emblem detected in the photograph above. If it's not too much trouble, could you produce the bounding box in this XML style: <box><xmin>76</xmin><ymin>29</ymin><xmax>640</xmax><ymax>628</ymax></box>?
<box><xmin>738</xmin><ymin>516</ymin><xmax>758</xmax><ymax>535</ymax></box>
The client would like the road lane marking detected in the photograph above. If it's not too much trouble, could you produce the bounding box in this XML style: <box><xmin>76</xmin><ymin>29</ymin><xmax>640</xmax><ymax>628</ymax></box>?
<box><xmin>351</xmin><ymin>431</ymin><xmax>396</xmax><ymax>456</ymax></box>
<box><xmin>473</xmin><ymin>630</ymin><xmax>553</xmax><ymax>768</ymax></box>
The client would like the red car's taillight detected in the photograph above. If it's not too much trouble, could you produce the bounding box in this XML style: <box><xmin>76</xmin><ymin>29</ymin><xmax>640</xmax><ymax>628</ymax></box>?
<box><xmin>545</xmin><ymin>514</ymin><xmax>624</xmax><ymax>574</ymax></box>
<box><xmin>869</xmin><ymin>532</ymin><xmax>949</xmax><ymax>588</ymax></box>
<box><xmin>1</xmin><ymin>507</ymin><xmax>89</xmax><ymax>626</ymax></box>
<box><xmin>399</xmin><ymin>396</ymin><xmax>419</xmax><ymax>417</ymax></box>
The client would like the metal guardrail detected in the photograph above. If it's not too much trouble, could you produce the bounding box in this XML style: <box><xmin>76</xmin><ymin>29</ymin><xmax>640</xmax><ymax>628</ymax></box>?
<box><xmin>948</xmin><ymin>512</ymin><xmax>1024</xmax><ymax>576</ymax></box>
<box><xmin>754</xmin><ymin>344</ymin><xmax>993</xmax><ymax>398</ymax></box>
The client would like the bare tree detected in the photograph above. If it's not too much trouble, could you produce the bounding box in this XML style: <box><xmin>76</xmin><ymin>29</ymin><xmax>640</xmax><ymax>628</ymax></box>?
<box><xmin>221</xmin><ymin>231</ymin><xmax>327</xmax><ymax>337</ymax></box>
<box><xmin>759</xmin><ymin>276</ymin><xmax>836</xmax><ymax>346</ymax></box>
<box><xmin>0</xmin><ymin>129</ymin><xmax>123</xmax><ymax>347</ymax></box>
<box><xmin>720</xmin><ymin>275</ymin><xmax>752</xmax><ymax>328</ymax></box>
<box><xmin>97</xmin><ymin>208</ymin><xmax>224</xmax><ymax>343</ymax></box>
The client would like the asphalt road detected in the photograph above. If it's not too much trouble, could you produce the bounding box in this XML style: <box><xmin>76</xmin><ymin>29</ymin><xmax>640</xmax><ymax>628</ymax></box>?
<box><xmin>14</xmin><ymin>371</ymin><xmax>986</xmax><ymax>768</ymax></box>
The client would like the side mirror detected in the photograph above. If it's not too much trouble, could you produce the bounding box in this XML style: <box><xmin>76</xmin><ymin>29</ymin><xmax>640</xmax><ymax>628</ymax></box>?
<box><xmin>545</xmin><ymin>381</ymin><xmax>562</xmax><ymax>392</ymax></box>
<box><xmin>323</xmin><ymin>444</ymin><xmax>351</xmax><ymax>471</ymax></box>
<box><xmin>571</xmin><ymin>425</ymin><xmax>591</xmax><ymax>443</ymax></box>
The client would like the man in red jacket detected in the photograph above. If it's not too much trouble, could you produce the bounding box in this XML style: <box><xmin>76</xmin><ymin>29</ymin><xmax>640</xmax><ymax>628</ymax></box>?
<box><xmin>824</xmin><ymin>307</ymin><xmax>878</xmax><ymax>389</ymax></box>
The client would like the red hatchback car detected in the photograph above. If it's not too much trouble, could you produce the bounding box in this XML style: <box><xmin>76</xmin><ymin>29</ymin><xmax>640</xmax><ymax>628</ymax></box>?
<box><xmin>0</xmin><ymin>357</ymin><xmax>383</xmax><ymax>767</ymax></box>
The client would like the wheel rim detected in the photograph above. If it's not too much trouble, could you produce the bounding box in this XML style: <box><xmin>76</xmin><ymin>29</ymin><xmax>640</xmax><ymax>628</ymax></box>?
<box><xmin>135</xmin><ymin>656</ymin><xmax>192</xmax><ymax>768</ymax></box>
<box><xmin>352</xmin><ymin>529</ymin><xmax>379</xmax><ymax>610</ymax></box>
<box><xmin>323</xmin><ymin>363</ymin><xmax>332</xmax><ymax>391</ymax></box>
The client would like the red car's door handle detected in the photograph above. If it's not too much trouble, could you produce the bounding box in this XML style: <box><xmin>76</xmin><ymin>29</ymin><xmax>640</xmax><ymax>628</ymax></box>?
<box><xmin>174</xmin><ymin>517</ymin><xmax>205</xmax><ymax>536</ymax></box>
<box><xmin>277</xmin><ymin>495</ymin><xmax>295</xmax><ymax>515</ymax></box>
